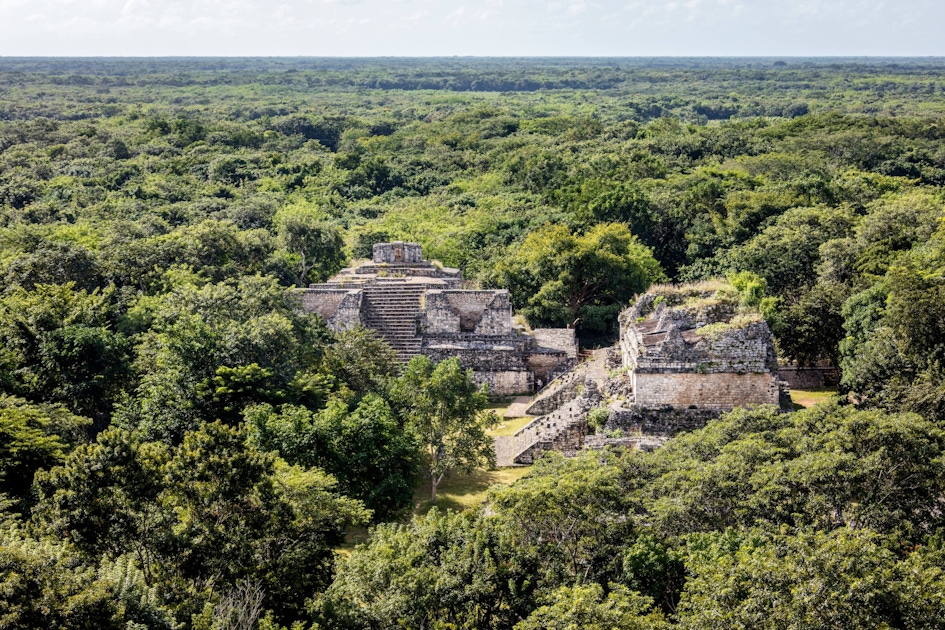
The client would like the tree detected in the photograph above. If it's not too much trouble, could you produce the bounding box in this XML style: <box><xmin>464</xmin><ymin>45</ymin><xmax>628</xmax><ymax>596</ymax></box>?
<box><xmin>488</xmin><ymin>451</ymin><xmax>634</xmax><ymax>585</ymax></box>
<box><xmin>769</xmin><ymin>281</ymin><xmax>851</xmax><ymax>367</ymax></box>
<box><xmin>114</xmin><ymin>275</ymin><xmax>330</xmax><ymax>443</ymax></box>
<box><xmin>678</xmin><ymin>527</ymin><xmax>945</xmax><ymax>630</ymax></box>
<box><xmin>515</xmin><ymin>584</ymin><xmax>668</xmax><ymax>630</ymax></box>
<box><xmin>0</xmin><ymin>396</ymin><xmax>89</xmax><ymax>511</ymax></box>
<box><xmin>637</xmin><ymin>403</ymin><xmax>945</xmax><ymax>538</ymax></box>
<box><xmin>0</xmin><ymin>283</ymin><xmax>129</xmax><ymax>421</ymax></box>
<box><xmin>390</xmin><ymin>356</ymin><xmax>496</xmax><ymax>503</ymax></box>
<box><xmin>0</xmin><ymin>533</ymin><xmax>177</xmax><ymax>630</ymax></box>
<box><xmin>494</xmin><ymin>222</ymin><xmax>664</xmax><ymax>333</ymax></box>
<box><xmin>275</xmin><ymin>213</ymin><xmax>345</xmax><ymax>286</ymax></box>
<box><xmin>32</xmin><ymin>428</ymin><xmax>169</xmax><ymax>568</ymax></box>
<box><xmin>320</xmin><ymin>326</ymin><xmax>398</xmax><ymax>396</ymax></box>
<box><xmin>34</xmin><ymin>422</ymin><xmax>368</xmax><ymax>626</ymax></box>
<box><xmin>245</xmin><ymin>394</ymin><xmax>421</xmax><ymax>520</ymax></box>
<box><xmin>727</xmin><ymin>204</ymin><xmax>857</xmax><ymax>296</ymax></box>
<box><xmin>320</xmin><ymin>508</ymin><xmax>540</xmax><ymax>630</ymax></box>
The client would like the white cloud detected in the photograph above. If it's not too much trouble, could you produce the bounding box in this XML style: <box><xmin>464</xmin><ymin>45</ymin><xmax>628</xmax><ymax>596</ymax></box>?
<box><xmin>0</xmin><ymin>0</ymin><xmax>942</xmax><ymax>55</ymax></box>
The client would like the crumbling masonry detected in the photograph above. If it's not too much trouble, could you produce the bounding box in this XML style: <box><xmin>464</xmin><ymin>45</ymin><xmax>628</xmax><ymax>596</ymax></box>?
<box><xmin>299</xmin><ymin>242</ymin><xmax>576</xmax><ymax>397</ymax></box>
<box><xmin>500</xmin><ymin>282</ymin><xmax>792</xmax><ymax>465</ymax></box>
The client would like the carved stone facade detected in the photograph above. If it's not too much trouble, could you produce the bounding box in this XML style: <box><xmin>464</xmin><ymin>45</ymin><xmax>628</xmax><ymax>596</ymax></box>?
<box><xmin>298</xmin><ymin>242</ymin><xmax>575</xmax><ymax>396</ymax></box>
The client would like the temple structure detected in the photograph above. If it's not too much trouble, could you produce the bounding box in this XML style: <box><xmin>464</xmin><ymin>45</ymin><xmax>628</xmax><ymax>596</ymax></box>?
<box><xmin>298</xmin><ymin>242</ymin><xmax>576</xmax><ymax>396</ymax></box>
<box><xmin>502</xmin><ymin>282</ymin><xmax>791</xmax><ymax>465</ymax></box>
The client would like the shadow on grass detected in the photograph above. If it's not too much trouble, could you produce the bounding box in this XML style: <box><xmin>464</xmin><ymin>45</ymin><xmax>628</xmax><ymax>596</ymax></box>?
<box><xmin>413</xmin><ymin>467</ymin><xmax>532</xmax><ymax>517</ymax></box>
<box><xmin>791</xmin><ymin>388</ymin><xmax>840</xmax><ymax>409</ymax></box>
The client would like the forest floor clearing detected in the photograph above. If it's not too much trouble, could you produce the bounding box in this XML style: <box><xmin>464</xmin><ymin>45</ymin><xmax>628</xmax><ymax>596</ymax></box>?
<box><xmin>339</xmin><ymin>467</ymin><xmax>533</xmax><ymax>553</ymax></box>
<box><xmin>412</xmin><ymin>467</ymin><xmax>532</xmax><ymax>517</ymax></box>
<box><xmin>490</xmin><ymin>415</ymin><xmax>534</xmax><ymax>437</ymax></box>
<box><xmin>791</xmin><ymin>388</ymin><xmax>839</xmax><ymax>409</ymax></box>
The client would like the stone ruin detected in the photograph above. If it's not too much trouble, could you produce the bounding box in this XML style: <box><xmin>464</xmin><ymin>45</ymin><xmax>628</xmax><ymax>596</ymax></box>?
<box><xmin>298</xmin><ymin>242</ymin><xmax>577</xmax><ymax>396</ymax></box>
<box><xmin>499</xmin><ymin>281</ymin><xmax>792</xmax><ymax>465</ymax></box>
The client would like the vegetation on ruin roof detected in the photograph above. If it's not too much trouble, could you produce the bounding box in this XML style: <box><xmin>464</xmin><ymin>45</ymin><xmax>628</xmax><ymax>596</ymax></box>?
<box><xmin>647</xmin><ymin>279</ymin><xmax>729</xmax><ymax>300</ymax></box>
<box><xmin>695</xmin><ymin>312</ymin><xmax>765</xmax><ymax>340</ymax></box>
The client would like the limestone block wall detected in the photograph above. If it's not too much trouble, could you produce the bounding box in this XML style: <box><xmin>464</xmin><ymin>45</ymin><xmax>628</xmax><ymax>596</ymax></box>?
<box><xmin>633</xmin><ymin>322</ymin><xmax>778</xmax><ymax>374</ymax></box>
<box><xmin>422</xmin><ymin>290</ymin><xmax>513</xmax><ymax>335</ymax></box>
<box><xmin>299</xmin><ymin>289</ymin><xmax>363</xmax><ymax>331</ymax></box>
<box><xmin>633</xmin><ymin>372</ymin><xmax>780</xmax><ymax>409</ymax></box>
<box><xmin>330</xmin><ymin>291</ymin><xmax>363</xmax><ymax>331</ymax></box>
<box><xmin>532</xmin><ymin>328</ymin><xmax>578</xmax><ymax>359</ymax></box>
<box><xmin>421</xmin><ymin>343</ymin><xmax>530</xmax><ymax>371</ymax></box>
<box><xmin>373</xmin><ymin>241</ymin><xmax>423</xmax><ymax>264</ymax></box>
<box><xmin>474</xmin><ymin>292</ymin><xmax>512</xmax><ymax>335</ymax></box>
<box><xmin>473</xmin><ymin>370</ymin><xmax>533</xmax><ymax>397</ymax></box>
<box><xmin>422</xmin><ymin>292</ymin><xmax>461</xmax><ymax>334</ymax></box>
<box><xmin>527</xmin><ymin>352</ymin><xmax>572</xmax><ymax>385</ymax></box>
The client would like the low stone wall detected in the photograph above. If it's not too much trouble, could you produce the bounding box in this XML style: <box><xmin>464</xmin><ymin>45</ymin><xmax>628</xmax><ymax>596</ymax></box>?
<box><xmin>605</xmin><ymin>406</ymin><xmax>722</xmax><ymax>436</ymax></box>
<box><xmin>474</xmin><ymin>370</ymin><xmax>533</xmax><ymax>397</ymax></box>
<box><xmin>779</xmin><ymin>367</ymin><xmax>839</xmax><ymax>389</ymax></box>
<box><xmin>584</xmin><ymin>434</ymin><xmax>666</xmax><ymax>452</ymax></box>
<box><xmin>633</xmin><ymin>372</ymin><xmax>780</xmax><ymax>410</ymax></box>
<box><xmin>532</xmin><ymin>328</ymin><xmax>578</xmax><ymax>359</ymax></box>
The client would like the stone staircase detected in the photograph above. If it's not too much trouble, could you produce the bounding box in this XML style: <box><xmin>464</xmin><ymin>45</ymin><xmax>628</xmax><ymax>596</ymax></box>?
<box><xmin>508</xmin><ymin>349</ymin><xmax>609</xmax><ymax>465</ymax></box>
<box><xmin>361</xmin><ymin>282</ymin><xmax>426</xmax><ymax>362</ymax></box>
<box><xmin>511</xmin><ymin>381</ymin><xmax>602</xmax><ymax>464</ymax></box>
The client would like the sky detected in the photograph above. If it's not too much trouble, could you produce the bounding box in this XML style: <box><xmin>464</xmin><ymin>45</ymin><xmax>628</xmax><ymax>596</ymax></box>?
<box><xmin>0</xmin><ymin>0</ymin><xmax>942</xmax><ymax>57</ymax></box>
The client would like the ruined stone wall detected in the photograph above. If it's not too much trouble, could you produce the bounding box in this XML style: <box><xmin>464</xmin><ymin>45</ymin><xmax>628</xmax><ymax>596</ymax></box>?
<box><xmin>299</xmin><ymin>289</ymin><xmax>362</xmax><ymax>331</ymax></box>
<box><xmin>330</xmin><ymin>291</ymin><xmax>364</xmax><ymax>331</ymax></box>
<box><xmin>474</xmin><ymin>292</ymin><xmax>512</xmax><ymax>335</ymax></box>
<box><xmin>299</xmin><ymin>290</ymin><xmax>344</xmax><ymax>317</ymax></box>
<box><xmin>422</xmin><ymin>292</ymin><xmax>460</xmax><ymax>334</ymax></box>
<box><xmin>605</xmin><ymin>407</ymin><xmax>722</xmax><ymax>437</ymax></box>
<box><xmin>633</xmin><ymin>322</ymin><xmax>778</xmax><ymax>374</ymax></box>
<box><xmin>634</xmin><ymin>372</ymin><xmax>780</xmax><ymax>409</ymax></box>
<box><xmin>422</xmin><ymin>290</ymin><xmax>512</xmax><ymax>335</ymax></box>
<box><xmin>473</xmin><ymin>370</ymin><xmax>533</xmax><ymax>397</ymax></box>
<box><xmin>527</xmin><ymin>352</ymin><xmax>572</xmax><ymax>385</ymax></box>
<box><xmin>373</xmin><ymin>241</ymin><xmax>423</xmax><ymax>264</ymax></box>
<box><xmin>532</xmin><ymin>328</ymin><xmax>578</xmax><ymax>359</ymax></box>
<box><xmin>421</xmin><ymin>343</ymin><xmax>530</xmax><ymax>371</ymax></box>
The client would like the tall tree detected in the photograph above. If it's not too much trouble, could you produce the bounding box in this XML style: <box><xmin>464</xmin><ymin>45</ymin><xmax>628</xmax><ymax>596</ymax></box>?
<box><xmin>494</xmin><ymin>222</ymin><xmax>664</xmax><ymax>333</ymax></box>
<box><xmin>390</xmin><ymin>356</ymin><xmax>495</xmax><ymax>503</ymax></box>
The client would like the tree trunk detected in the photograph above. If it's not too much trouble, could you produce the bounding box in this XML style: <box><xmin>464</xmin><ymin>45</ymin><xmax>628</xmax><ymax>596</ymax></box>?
<box><xmin>431</xmin><ymin>471</ymin><xmax>444</xmax><ymax>504</ymax></box>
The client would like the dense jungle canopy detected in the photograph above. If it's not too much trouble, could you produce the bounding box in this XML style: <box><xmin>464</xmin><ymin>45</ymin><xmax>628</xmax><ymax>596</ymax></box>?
<box><xmin>1</xmin><ymin>57</ymin><xmax>945</xmax><ymax>629</ymax></box>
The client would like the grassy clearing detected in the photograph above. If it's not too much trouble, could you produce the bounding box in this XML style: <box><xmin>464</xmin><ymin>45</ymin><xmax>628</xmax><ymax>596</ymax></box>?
<box><xmin>413</xmin><ymin>467</ymin><xmax>532</xmax><ymax>516</ymax></box>
<box><xmin>338</xmin><ymin>466</ymin><xmax>532</xmax><ymax>553</ymax></box>
<box><xmin>489</xmin><ymin>415</ymin><xmax>534</xmax><ymax>437</ymax></box>
<box><xmin>791</xmin><ymin>388</ymin><xmax>839</xmax><ymax>409</ymax></box>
